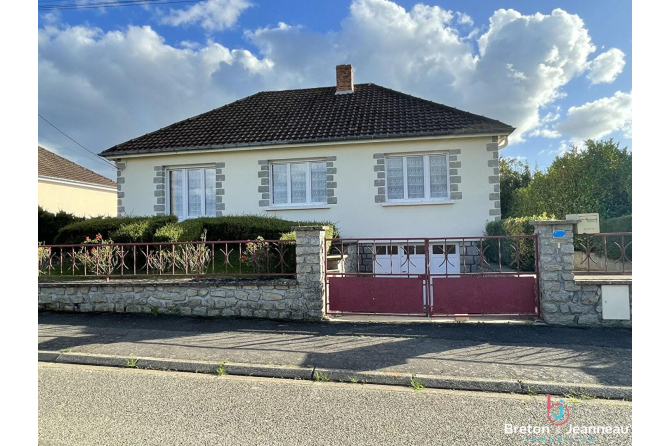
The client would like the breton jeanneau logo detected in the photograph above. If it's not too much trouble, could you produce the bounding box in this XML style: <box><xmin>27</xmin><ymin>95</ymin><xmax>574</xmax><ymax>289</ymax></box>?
<box><xmin>546</xmin><ymin>394</ymin><xmax>570</xmax><ymax>426</ymax></box>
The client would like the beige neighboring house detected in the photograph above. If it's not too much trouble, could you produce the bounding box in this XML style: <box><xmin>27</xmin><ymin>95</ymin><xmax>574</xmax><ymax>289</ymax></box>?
<box><xmin>100</xmin><ymin>65</ymin><xmax>514</xmax><ymax>238</ymax></box>
<box><xmin>38</xmin><ymin>146</ymin><xmax>117</xmax><ymax>217</ymax></box>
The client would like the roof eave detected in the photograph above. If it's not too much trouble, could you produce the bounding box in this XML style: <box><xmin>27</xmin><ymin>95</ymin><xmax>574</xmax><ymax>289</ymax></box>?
<box><xmin>100</xmin><ymin>128</ymin><xmax>515</xmax><ymax>158</ymax></box>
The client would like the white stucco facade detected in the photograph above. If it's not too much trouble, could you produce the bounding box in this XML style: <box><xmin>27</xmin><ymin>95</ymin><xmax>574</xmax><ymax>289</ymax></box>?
<box><xmin>113</xmin><ymin>135</ymin><xmax>501</xmax><ymax>238</ymax></box>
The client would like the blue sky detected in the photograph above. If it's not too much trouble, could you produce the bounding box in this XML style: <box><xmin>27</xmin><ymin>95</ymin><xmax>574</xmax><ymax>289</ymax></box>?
<box><xmin>38</xmin><ymin>0</ymin><xmax>632</xmax><ymax>179</ymax></box>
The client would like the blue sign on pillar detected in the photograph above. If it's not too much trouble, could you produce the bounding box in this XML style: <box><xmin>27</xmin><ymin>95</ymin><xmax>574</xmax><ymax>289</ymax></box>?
<box><xmin>552</xmin><ymin>230</ymin><xmax>566</xmax><ymax>238</ymax></box>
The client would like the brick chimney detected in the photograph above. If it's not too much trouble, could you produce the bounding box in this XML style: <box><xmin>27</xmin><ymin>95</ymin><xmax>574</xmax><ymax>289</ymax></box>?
<box><xmin>335</xmin><ymin>64</ymin><xmax>354</xmax><ymax>94</ymax></box>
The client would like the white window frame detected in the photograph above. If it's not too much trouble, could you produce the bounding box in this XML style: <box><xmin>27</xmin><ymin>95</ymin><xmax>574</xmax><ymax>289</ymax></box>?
<box><xmin>165</xmin><ymin>166</ymin><xmax>216</xmax><ymax>220</ymax></box>
<box><xmin>385</xmin><ymin>153</ymin><xmax>450</xmax><ymax>203</ymax></box>
<box><xmin>270</xmin><ymin>160</ymin><xmax>328</xmax><ymax>207</ymax></box>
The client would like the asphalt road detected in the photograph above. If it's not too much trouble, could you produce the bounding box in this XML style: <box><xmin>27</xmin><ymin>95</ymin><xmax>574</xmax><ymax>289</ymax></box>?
<box><xmin>38</xmin><ymin>363</ymin><xmax>632</xmax><ymax>445</ymax></box>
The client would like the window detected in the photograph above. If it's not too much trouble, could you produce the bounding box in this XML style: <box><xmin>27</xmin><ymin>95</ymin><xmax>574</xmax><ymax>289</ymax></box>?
<box><xmin>271</xmin><ymin>161</ymin><xmax>327</xmax><ymax>206</ymax></box>
<box><xmin>386</xmin><ymin>154</ymin><xmax>449</xmax><ymax>201</ymax></box>
<box><xmin>432</xmin><ymin>244</ymin><xmax>457</xmax><ymax>255</ymax></box>
<box><xmin>167</xmin><ymin>167</ymin><xmax>216</xmax><ymax>220</ymax></box>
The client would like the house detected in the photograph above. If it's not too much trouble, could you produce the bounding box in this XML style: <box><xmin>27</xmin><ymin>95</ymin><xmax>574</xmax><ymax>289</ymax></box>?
<box><xmin>100</xmin><ymin>65</ymin><xmax>514</xmax><ymax>240</ymax></box>
<box><xmin>38</xmin><ymin>146</ymin><xmax>117</xmax><ymax>217</ymax></box>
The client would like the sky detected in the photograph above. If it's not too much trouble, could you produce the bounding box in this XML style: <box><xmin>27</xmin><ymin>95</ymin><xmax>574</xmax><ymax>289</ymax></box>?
<box><xmin>37</xmin><ymin>0</ymin><xmax>632</xmax><ymax>180</ymax></box>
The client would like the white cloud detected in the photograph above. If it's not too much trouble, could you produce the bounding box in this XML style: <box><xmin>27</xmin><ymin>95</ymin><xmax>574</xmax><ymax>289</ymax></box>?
<box><xmin>456</xmin><ymin>12</ymin><xmax>473</xmax><ymax>26</ymax></box>
<box><xmin>555</xmin><ymin>91</ymin><xmax>632</xmax><ymax>140</ymax></box>
<box><xmin>248</xmin><ymin>2</ymin><xmax>598</xmax><ymax>143</ymax></box>
<box><xmin>161</xmin><ymin>0</ymin><xmax>252</xmax><ymax>31</ymax></box>
<box><xmin>38</xmin><ymin>24</ymin><xmax>272</xmax><ymax>153</ymax></box>
<box><xmin>587</xmin><ymin>48</ymin><xmax>625</xmax><ymax>84</ymax></box>
<box><xmin>530</xmin><ymin>128</ymin><xmax>561</xmax><ymax>139</ymax></box>
<box><xmin>529</xmin><ymin>110</ymin><xmax>561</xmax><ymax>138</ymax></box>
<box><xmin>38</xmin><ymin>0</ymin><xmax>628</xmax><ymax>163</ymax></box>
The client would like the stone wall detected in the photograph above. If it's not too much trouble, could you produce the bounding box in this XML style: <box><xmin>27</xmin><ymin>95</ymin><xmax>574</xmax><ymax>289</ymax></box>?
<box><xmin>533</xmin><ymin>220</ymin><xmax>632</xmax><ymax>326</ymax></box>
<box><xmin>38</xmin><ymin>226</ymin><xmax>328</xmax><ymax>321</ymax></box>
<box><xmin>38</xmin><ymin>280</ymin><xmax>311</xmax><ymax>320</ymax></box>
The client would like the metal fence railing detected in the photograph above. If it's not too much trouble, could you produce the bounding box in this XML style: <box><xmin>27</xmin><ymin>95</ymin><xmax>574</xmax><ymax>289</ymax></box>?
<box><xmin>325</xmin><ymin>235</ymin><xmax>539</xmax><ymax>278</ymax></box>
<box><xmin>573</xmin><ymin>232</ymin><xmax>632</xmax><ymax>275</ymax></box>
<box><xmin>38</xmin><ymin>239</ymin><xmax>297</xmax><ymax>279</ymax></box>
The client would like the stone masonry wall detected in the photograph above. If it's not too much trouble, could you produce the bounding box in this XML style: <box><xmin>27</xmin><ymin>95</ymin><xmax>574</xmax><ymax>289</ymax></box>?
<box><xmin>533</xmin><ymin>220</ymin><xmax>632</xmax><ymax>326</ymax></box>
<box><xmin>38</xmin><ymin>280</ymin><xmax>309</xmax><ymax>320</ymax></box>
<box><xmin>38</xmin><ymin>226</ymin><xmax>328</xmax><ymax>321</ymax></box>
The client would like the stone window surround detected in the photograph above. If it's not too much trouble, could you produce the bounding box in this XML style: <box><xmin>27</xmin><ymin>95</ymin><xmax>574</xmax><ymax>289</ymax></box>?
<box><xmin>487</xmin><ymin>136</ymin><xmax>501</xmax><ymax>221</ymax></box>
<box><xmin>154</xmin><ymin>162</ymin><xmax>226</xmax><ymax>217</ymax></box>
<box><xmin>258</xmin><ymin>157</ymin><xmax>338</xmax><ymax>208</ymax></box>
<box><xmin>373</xmin><ymin>150</ymin><xmax>462</xmax><ymax>203</ymax></box>
<box><xmin>116</xmin><ymin>161</ymin><xmax>126</xmax><ymax>217</ymax></box>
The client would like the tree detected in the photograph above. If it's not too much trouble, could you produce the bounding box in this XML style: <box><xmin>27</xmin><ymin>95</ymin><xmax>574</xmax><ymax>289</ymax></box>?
<box><xmin>499</xmin><ymin>157</ymin><xmax>533</xmax><ymax>218</ymax></box>
<box><xmin>507</xmin><ymin>139</ymin><xmax>632</xmax><ymax>219</ymax></box>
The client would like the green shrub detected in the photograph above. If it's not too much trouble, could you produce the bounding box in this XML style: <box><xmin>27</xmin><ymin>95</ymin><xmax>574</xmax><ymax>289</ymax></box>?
<box><xmin>279</xmin><ymin>225</ymin><xmax>336</xmax><ymax>251</ymax></box>
<box><xmin>162</xmin><ymin>215</ymin><xmax>340</xmax><ymax>242</ymax></box>
<box><xmin>111</xmin><ymin>220</ymin><xmax>152</xmax><ymax>243</ymax></box>
<box><xmin>38</xmin><ymin>207</ymin><xmax>85</xmax><ymax>245</ymax></box>
<box><xmin>601</xmin><ymin>215</ymin><xmax>632</xmax><ymax>233</ymax></box>
<box><xmin>484</xmin><ymin>213</ymin><xmax>553</xmax><ymax>271</ymax></box>
<box><xmin>53</xmin><ymin>215</ymin><xmax>177</xmax><ymax>244</ymax></box>
<box><xmin>153</xmin><ymin>220</ymin><xmax>204</xmax><ymax>242</ymax></box>
<box><xmin>194</xmin><ymin>216</ymin><xmax>292</xmax><ymax>241</ymax></box>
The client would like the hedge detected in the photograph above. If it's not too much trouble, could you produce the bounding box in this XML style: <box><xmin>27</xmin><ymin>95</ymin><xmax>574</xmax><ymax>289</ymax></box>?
<box><xmin>484</xmin><ymin>214</ymin><xmax>552</xmax><ymax>271</ymax></box>
<box><xmin>153</xmin><ymin>216</ymin><xmax>340</xmax><ymax>243</ymax></box>
<box><xmin>600</xmin><ymin>214</ymin><xmax>632</xmax><ymax>233</ymax></box>
<box><xmin>53</xmin><ymin>213</ymin><xmax>340</xmax><ymax>246</ymax></box>
<box><xmin>38</xmin><ymin>207</ymin><xmax>85</xmax><ymax>245</ymax></box>
<box><xmin>154</xmin><ymin>220</ymin><xmax>205</xmax><ymax>243</ymax></box>
<box><xmin>53</xmin><ymin>215</ymin><xmax>177</xmax><ymax>244</ymax></box>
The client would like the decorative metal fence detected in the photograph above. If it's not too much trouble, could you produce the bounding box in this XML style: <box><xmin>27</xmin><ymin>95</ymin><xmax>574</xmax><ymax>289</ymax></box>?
<box><xmin>37</xmin><ymin>239</ymin><xmax>297</xmax><ymax>279</ymax></box>
<box><xmin>573</xmin><ymin>232</ymin><xmax>632</xmax><ymax>275</ymax></box>
<box><xmin>325</xmin><ymin>235</ymin><xmax>539</xmax><ymax>277</ymax></box>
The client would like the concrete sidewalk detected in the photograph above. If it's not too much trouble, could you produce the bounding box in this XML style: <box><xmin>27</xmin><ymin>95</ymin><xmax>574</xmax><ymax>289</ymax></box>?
<box><xmin>38</xmin><ymin>312</ymin><xmax>631</xmax><ymax>397</ymax></box>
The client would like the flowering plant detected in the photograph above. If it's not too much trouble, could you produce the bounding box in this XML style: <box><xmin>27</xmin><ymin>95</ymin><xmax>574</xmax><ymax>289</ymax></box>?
<box><xmin>38</xmin><ymin>242</ymin><xmax>52</xmax><ymax>275</ymax></box>
<box><xmin>242</xmin><ymin>236</ymin><xmax>270</xmax><ymax>273</ymax></box>
<box><xmin>75</xmin><ymin>234</ymin><xmax>120</xmax><ymax>276</ymax></box>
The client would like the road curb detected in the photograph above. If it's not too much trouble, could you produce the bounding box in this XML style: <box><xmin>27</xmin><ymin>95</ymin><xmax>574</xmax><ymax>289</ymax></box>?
<box><xmin>38</xmin><ymin>350</ymin><xmax>631</xmax><ymax>400</ymax></box>
<box><xmin>412</xmin><ymin>374</ymin><xmax>521</xmax><ymax>394</ymax></box>
<box><xmin>314</xmin><ymin>368</ymin><xmax>413</xmax><ymax>386</ymax></box>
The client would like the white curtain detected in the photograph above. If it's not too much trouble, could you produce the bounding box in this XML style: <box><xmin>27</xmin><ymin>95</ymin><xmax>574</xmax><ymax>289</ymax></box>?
<box><xmin>429</xmin><ymin>155</ymin><xmax>448</xmax><ymax>198</ymax></box>
<box><xmin>272</xmin><ymin>164</ymin><xmax>288</xmax><ymax>204</ymax></box>
<box><xmin>386</xmin><ymin>157</ymin><xmax>404</xmax><ymax>200</ymax></box>
<box><xmin>170</xmin><ymin>170</ymin><xmax>184</xmax><ymax>218</ymax></box>
<box><xmin>407</xmin><ymin>156</ymin><xmax>425</xmax><ymax>199</ymax></box>
<box><xmin>310</xmin><ymin>162</ymin><xmax>327</xmax><ymax>203</ymax></box>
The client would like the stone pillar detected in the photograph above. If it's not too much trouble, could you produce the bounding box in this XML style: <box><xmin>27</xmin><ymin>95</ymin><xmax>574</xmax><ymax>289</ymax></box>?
<box><xmin>294</xmin><ymin>226</ymin><xmax>327</xmax><ymax>320</ymax></box>
<box><xmin>533</xmin><ymin>219</ymin><xmax>581</xmax><ymax>324</ymax></box>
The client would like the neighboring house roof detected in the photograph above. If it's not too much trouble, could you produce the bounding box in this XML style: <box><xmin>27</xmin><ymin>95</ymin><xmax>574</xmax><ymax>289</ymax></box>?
<box><xmin>100</xmin><ymin>83</ymin><xmax>514</xmax><ymax>157</ymax></box>
<box><xmin>38</xmin><ymin>147</ymin><xmax>116</xmax><ymax>188</ymax></box>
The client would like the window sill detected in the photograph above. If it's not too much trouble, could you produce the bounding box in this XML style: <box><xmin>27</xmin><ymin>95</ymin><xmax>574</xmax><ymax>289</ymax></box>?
<box><xmin>381</xmin><ymin>201</ymin><xmax>455</xmax><ymax>207</ymax></box>
<box><xmin>266</xmin><ymin>205</ymin><xmax>331</xmax><ymax>211</ymax></box>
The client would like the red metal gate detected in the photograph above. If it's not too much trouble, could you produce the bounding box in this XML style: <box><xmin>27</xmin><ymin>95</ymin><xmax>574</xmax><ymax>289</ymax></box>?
<box><xmin>324</xmin><ymin>236</ymin><xmax>539</xmax><ymax>318</ymax></box>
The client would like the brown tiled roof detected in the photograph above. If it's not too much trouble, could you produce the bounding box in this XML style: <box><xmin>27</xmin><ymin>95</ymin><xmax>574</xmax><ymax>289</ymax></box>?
<box><xmin>100</xmin><ymin>83</ymin><xmax>514</xmax><ymax>156</ymax></box>
<box><xmin>38</xmin><ymin>147</ymin><xmax>116</xmax><ymax>188</ymax></box>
